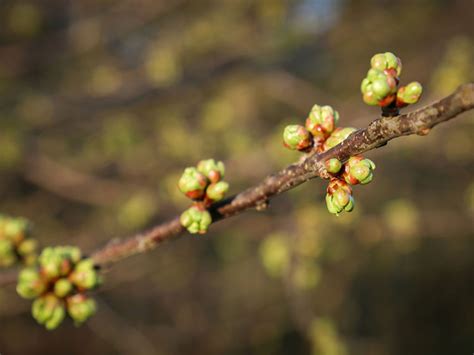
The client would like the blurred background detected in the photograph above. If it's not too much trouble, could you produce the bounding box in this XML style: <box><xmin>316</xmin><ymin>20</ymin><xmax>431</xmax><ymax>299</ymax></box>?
<box><xmin>0</xmin><ymin>0</ymin><xmax>473</xmax><ymax>354</ymax></box>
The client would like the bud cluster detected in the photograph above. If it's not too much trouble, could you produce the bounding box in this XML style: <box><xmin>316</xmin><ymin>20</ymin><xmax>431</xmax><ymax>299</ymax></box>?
<box><xmin>283</xmin><ymin>104</ymin><xmax>340</xmax><ymax>152</ymax></box>
<box><xmin>178</xmin><ymin>159</ymin><xmax>229</xmax><ymax>234</ymax></box>
<box><xmin>323</xmin><ymin>154</ymin><xmax>376</xmax><ymax>215</ymax></box>
<box><xmin>0</xmin><ymin>214</ymin><xmax>38</xmax><ymax>267</ymax></box>
<box><xmin>325</xmin><ymin>178</ymin><xmax>354</xmax><ymax>215</ymax></box>
<box><xmin>16</xmin><ymin>246</ymin><xmax>100</xmax><ymax>330</ymax></box>
<box><xmin>361</xmin><ymin>52</ymin><xmax>422</xmax><ymax>108</ymax></box>
<box><xmin>282</xmin><ymin>101</ymin><xmax>377</xmax><ymax>215</ymax></box>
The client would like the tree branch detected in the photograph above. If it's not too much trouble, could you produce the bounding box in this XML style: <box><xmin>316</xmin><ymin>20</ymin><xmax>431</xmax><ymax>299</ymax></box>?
<box><xmin>1</xmin><ymin>83</ymin><xmax>473</xmax><ymax>281</ymax></box>
<box><xmin>91</xmin><ymin>83</ymin><xmax>474</xmax><ymax>266</ymax></box>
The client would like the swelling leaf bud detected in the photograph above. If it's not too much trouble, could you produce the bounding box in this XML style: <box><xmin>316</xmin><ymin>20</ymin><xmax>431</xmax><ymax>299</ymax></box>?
<box><xmin>69</xmin><ymin>259</ymin><xmax>100</xmax><ymax>290</ymax></box>
<box><xmin>325</xmin><ymin>179</ymin><xmax>354</xmax><ymax>215</ymax></box>
<box><xmin>17</xmin><ymin>267</ymin><xmax>47</xmax><ymax>299</ymax></box>
<box><xmin>325</xmin><ymin>158</ymin><xmax>342</xmax><ymax>174</ymax></box>
<box><xmin>17</xmin><ymin>238</ymin><xmax>39</xmax><ymax>256</ymax></box>
<box><xmin>370</xmin><ymin>52</ymin><xmax>402</xmax><ymax>76</ymax></box>
<box><xmin>0</xmin><ymin>215</ymin><xmax>36</xmax><ymax>267</ymax></box>
<box><xmin>305</xmin><ymin>104</ymin><xmax>340</xmax><ymax>136</ymax></box>
<box><xmin>3</xmin><ymin>217</ymin><xmax>30</xmax><ymax>245</ymax></box>
<box><xmin>67</xmin><ymin>294</ymin><xmax>97</xmax><ymax>326</ymax></box>
<box><xmin>283</xmin><ymin>125</ymin><xmax>313</xmax><ymax>151</ymax></box>
<box><xmin>361</xmin><ymin>68</ymin><xmax>397</xmax><ymax>107</ymax></box>
<box><xmin>180</xmin><ymin>206</ymin><xmax>212</xmax><ymax>234</ymax></box>
<box><xmin>38</xmin><ymin>246</ymin><xmax>84</xmax><ymax>279</ymax></box>
<box><xmin>38</xmin><ymin>247</ymin><xmax>62</xmax><ymax>279</ymax></box>
<box><xmin>397</xmin><ymin>81</ymin><xmax>423</xmax><ymax>107</ymax></box>
<box><xmin>372</xmin><ymin>78</ymin><xmax>391</xmax><ymax>98</ymax></box>
<box><xmin>206</xmin><ymin>181</ymin><xmax>229</xmax><ymax>202</ymax></box>
<box><xmin>54</xmin><ymin>278</ymin><xmax>73</xmax><ymax>298</ymax></box>
<box><xmin>56</xmin><ymin>246</ymin><xmax>82</xmax><ymax>264</ymax></box>
<box><xmin>197</xmin><ymin>159</ymin><xmax>225</xmax><ymax>183</ymax></box>
<box><xmin>178</xmin><ymin>167</ymin><xmax>209</xmax><ymax>200</ymax></box>
<box><xmin>32</xmin><ymin>293</ymin><xmax>65</xmax><ymax>330</ymax></box>
<box><xmin>343</xmin><ymin>156</ymin><xmax>376</xmax><ymax>185</ymax></box>
<box><xmin>0</xmin><ymin>239</ymin><xmax>17</xmax><ymax>267</ymax></box>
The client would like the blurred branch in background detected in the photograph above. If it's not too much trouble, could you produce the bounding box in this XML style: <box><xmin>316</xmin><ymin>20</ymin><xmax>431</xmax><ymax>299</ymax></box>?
<box><xmin>23</xmin><ymin>153</ymin><xmax>141</xmax><ymax>206</ymax></box>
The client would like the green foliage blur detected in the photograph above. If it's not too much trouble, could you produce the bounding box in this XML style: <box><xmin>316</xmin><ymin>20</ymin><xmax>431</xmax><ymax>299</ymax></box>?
<box><xmin>0</xmin><ymin>0</ymin><xmax>473</xmax><ymax>354</ymax></box>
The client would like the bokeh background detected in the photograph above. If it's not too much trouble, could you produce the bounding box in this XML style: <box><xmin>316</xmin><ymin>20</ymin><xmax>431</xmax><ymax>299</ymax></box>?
<box><xmin>0</xmin><ymin>0</ymin><xmax>473</xmax><ymax>354</ymax></box>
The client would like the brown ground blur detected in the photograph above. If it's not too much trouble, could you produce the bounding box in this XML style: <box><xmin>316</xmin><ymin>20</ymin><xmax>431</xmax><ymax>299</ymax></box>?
<box><xmin>0</xmin><ymin>0</ymin><xmax>473</xmax><ymax>354</ymax></box>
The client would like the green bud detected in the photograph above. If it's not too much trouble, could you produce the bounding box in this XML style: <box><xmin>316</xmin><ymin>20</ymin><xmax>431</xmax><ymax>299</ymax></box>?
<box><xmin>370</xmin><ymin>53</ymin><xmax>387</xmax><ymax>71</ymax></box>
<box><xmin>32</xmin><ymin>296</ymin><xmax>45</xmax><ymax>320</ymax></box>
<box><xmin>54</xmin><ymin>278</ymin><xmax>73</xmax><ymax>298</ymax></box>
<box><xmin>56</xmin><ymin>246</ymin><xmax>82</xmax><ymax>264</ymax></box>
<box><xmin>17</xmin><ymin>267</ymin><xmax>47</xmax><ymax>299</ymax></box>
<box><xmin>325</xmin><ymin>158</ymin><xmax>342</xmax><ymax>174</ymax></box>
<box><xmin>39</xmin><ymin>247</ymin><xmax>62</xmax><ymax>279</ymax></box>
<box><xmin>74</xmin><ymin>258</ymin><xmax>95</xmax><ymax>272</ymax></box>
<box><xmin>385</xmin><ymin>52</ymin><xmax>400</xmax><ymax>72</ymax></box>
<box><xmin>32</xmin><ymin>294</ymin><xmax>65</xmax><ymax>330</ymax></box>
<box><xmin>344</xmin><ymin>196</ymin><xmax>355</xmax><ymax>212</ymax></box>
<box><xmin>197</xmin><ymin>159</ymin><xmax>225</xmax><ymax>183</ymax></box>
<box><xmin>305</xmin><ymin>104</ymin><xmax>339</xmax><ymax>135</ymax></box>
<box><xmin>325</xmin><ymin>179</ymin><xmax>354</xmax><ymax>215</ymax></box>
<box><xmin>17</xmin><ymin>238</ymin><xmax>39</xmax><ymax>256</ymax></box>
<box><xmin>67</xmin><ymin>294</ymin><xmax>97</xmax><ymax>325</ymax></box>
<box><xmin>180</xmin><ymin>206</ymin><xmax>212</xmax><ymax>234</ymax></box>
<box><xmin>360</xmin><ymin>78</ymin><xmax>371</xmax><ymax>93</ymax></box>
<box><xmin>362</xmin><ymin>89</ymin><xmax>379</xmax><ymax>106</ymax></box>
<box><xmin>69</xmin><ymin>259</ymin><xmax>99</xmax><ymax>290</ymax></box>
<box><xmin>178</xmin><ymin>167</ymin><xmax>209</xmax><ymax>200</ymax></box>
<box><xmin>397</xmin><ymin>81</ymin><xmax>423</xmax><ymax>106</ymax></box>
<box><xmin>206</xmin><ymin>181</ymin><xmax>229</xmax><ymax>202</ymax></box>
<box><xmin>323</xmin><ymin>127</ymin><xmax>356</xmax><ymax>151</ymax></box>
<box><xmin>325</xmin><ymin>194</ymin><xmax>341</xmax><ymax>214</ymax></box>
<box><xmin>343</xmin><ymin>156</ymin><xmax>376</xmax><ymax>185</ymax></box>
<box><xmin>326</xmin><ymin>192</ymin><xmax>354</xmax><ymax>214</ymax></box>
<box><xmin>4</xmin><ymin>217</ymin><xmax>30</xmax><ymax>244</ymax></box>
<box><xmin>370</xmin><ymin>52</ymin><xmax>402</xmax><ymax>76</ymax></box>
<box><xmin>361</xmin><ymin>64</ymin><xmax>399</xmax><ymax>107</ymax></box>
<box><xmin>45</xmin><ymin>303</ymin><xmax>66</xmax><ymax>330</ymax></box>
<box><xmin>38</xmin><ymin>246</ymin><xmax>83</xmax><ymax>279</ymax></box>
<box><xmin>371</xmin><ymin>78</ymin><xmax>391</xmax><ymax>99</ymax></box>
<box><xmin>283</xmin><ymin>125</ymin><xmax>313</xmax><ymax>151</ymax></box>
<box><xmin>0</xmin><ymin>239</ymin><xmax>17</xmax><ymax>267</ymax></box>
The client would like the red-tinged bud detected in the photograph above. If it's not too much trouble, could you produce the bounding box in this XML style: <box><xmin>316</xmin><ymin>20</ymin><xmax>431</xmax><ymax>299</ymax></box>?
<box><xmin>283</xmin><ymin>125</ymin><xmax>313</xmax><ymax>151</ymax></box>
<box><xmin>197</xmin><ymin>159</ymin><xmax>225</xmax><ymax>184</ymax></box>
<box><xmin>377</xmin><ymin>94</ymin><xmax>396</xmax><ymax>107</ymax></box>
<box><xmin>342</xmin><ymin>156</ymin><xmax>376</xmax><ymax>185</ymax></box>
<box><xmin>178</xmin><ymin>167</ymin><xmax>209</xmax><ymax>201</ymax></box>
<box><xmin>306</xmin><ymin>104</ymin><xmax>340</xmax><ymax>136</ymax></box>
<box><xmin>325</xmin><ymin>178</ymin><xmax>354</xmax><ymax>215</ymax></box>
<box><xmin>396</xmin><ymin>82</ymin><xmax>423</xmax><ymax>107</ymax></box>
